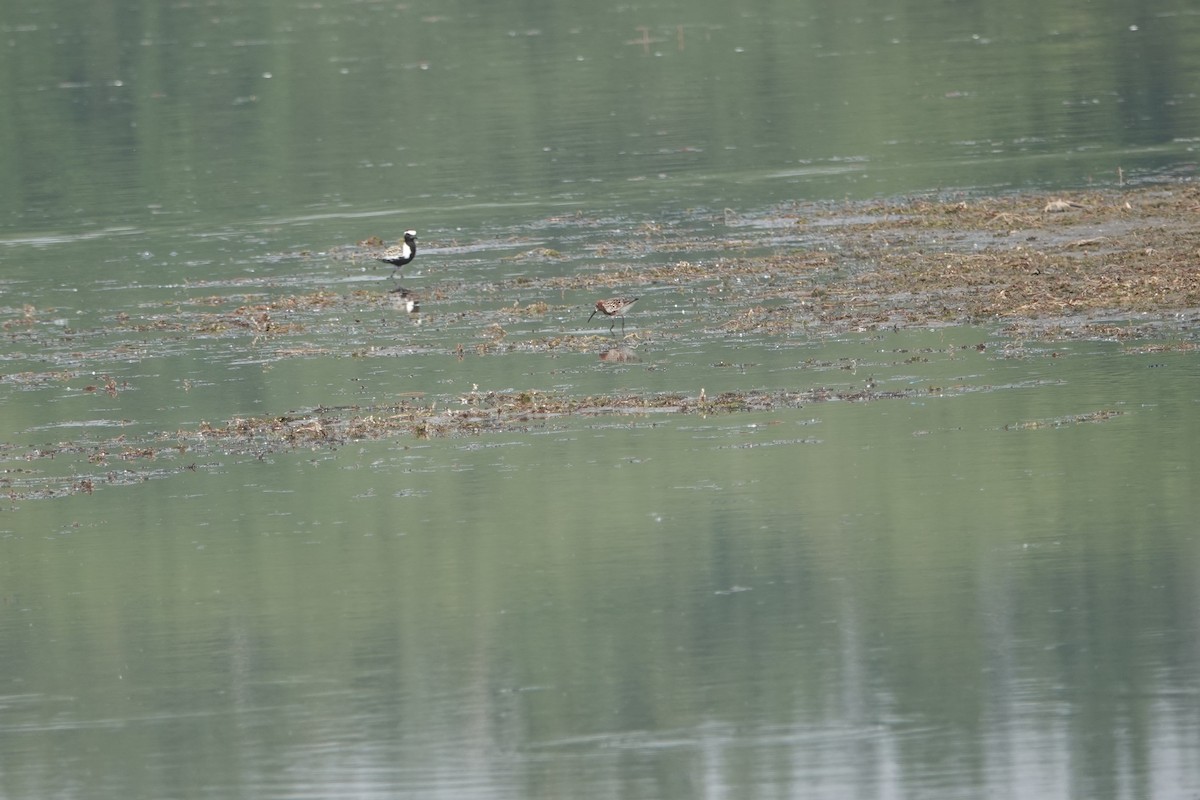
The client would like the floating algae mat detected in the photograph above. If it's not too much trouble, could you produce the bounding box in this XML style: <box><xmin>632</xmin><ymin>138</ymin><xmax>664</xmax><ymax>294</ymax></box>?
<box><xmin>2</xmin><ymin>185</ymin><xmax>1197</xmax><ymax>501</ymax></box>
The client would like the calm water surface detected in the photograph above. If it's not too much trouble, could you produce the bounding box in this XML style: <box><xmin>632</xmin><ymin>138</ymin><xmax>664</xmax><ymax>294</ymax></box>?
<box><xmin>2</xmin><ymin>1</ymin><xmax>1199</xmax><ymax>798</ymax></box>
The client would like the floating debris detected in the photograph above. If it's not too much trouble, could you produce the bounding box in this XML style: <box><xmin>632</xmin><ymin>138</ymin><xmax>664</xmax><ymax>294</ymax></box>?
<box><xmin>1003</xmin><ymin>409</ymin><xmax>1124</xmax><ymax>430</ymax></box>
<box><xmin>4</xmin><ymin>183</ymin><xmax>1198</xmax><ymax>503</ymax></box>
<box><xmin>1043</xmin><ymin>199</ymin><xmax>1087</xmax><ymax>213</ymax></box>
<box><xmin>0</xmin><ymin>384</ymin><xmax>941</xmax><ymax>500</ymax></box>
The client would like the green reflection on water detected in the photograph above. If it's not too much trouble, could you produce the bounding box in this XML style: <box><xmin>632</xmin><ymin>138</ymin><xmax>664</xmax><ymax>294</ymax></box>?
<box><xmin>2</xmin><ymin>0</ymin><xmax>1199</xmax><ymax>232</ymax></box>
<box><xmin>3</xmin><ymin>341</ymin><xmax>1198</xmax><ymax>798</ymax></box>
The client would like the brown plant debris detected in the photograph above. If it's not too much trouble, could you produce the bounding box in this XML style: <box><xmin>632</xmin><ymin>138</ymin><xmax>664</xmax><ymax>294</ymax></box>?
<box><xmin>0</xmin><ymin>383</ymin><xmax>933</xmax><ymax>500</ymax></box>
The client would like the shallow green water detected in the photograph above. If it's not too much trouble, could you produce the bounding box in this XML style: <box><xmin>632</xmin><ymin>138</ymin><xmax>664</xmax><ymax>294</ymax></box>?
<box><xmin>2</xmin><ymin>1</ymin><xmax>1200</xmax><ymax>798</ymax></box>
<box><xmin>5</xmin><ymin>340</ymin><xmax>1199</xmax><ymax>799</ymax></box>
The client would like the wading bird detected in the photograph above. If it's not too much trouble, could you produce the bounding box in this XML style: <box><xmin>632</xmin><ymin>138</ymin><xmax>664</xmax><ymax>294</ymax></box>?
<box><xmin>588</xmin><ymin>296</ymin><xmax>639</xmax><ymax>334</ymax></box>
<box><xmin>378</xmin><ymin>230</ymin><xmax>417</xmax><ymax>292</ymax></box>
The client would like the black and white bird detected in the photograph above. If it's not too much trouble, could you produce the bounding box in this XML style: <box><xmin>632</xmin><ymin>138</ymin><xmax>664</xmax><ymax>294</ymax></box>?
<box><xmin>378</xmin><ymin>229</ymin><xmax>417</xmax><ymax>292</ymax></box>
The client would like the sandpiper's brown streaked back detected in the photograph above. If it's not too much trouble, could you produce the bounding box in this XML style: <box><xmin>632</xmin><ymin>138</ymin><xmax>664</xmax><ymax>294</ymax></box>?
<box><xmin>588</xmin><ymin>296</ymin><xmax>639</xmax><ymax>334</ymax></box>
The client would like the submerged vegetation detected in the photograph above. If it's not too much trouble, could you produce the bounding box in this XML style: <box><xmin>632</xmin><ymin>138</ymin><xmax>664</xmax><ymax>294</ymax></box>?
<box><xmin>3</xmin><ymin>183</ymin><xmax>1197</xmax><ymax>500</ymax></box>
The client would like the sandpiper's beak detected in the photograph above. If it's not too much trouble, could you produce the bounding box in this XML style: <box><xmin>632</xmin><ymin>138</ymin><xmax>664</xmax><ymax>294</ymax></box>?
<box><xmin>587</xmin><ymin>310</ymin><xmax>597</xmax><ymax>323</ymax></box>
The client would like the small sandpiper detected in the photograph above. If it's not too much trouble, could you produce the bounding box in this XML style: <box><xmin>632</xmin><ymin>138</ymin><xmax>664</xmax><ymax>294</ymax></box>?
<box><xmin>588</xmin><ymin>297</ymin><xmax>639</xmax><ymax>334</ymax></box>
<box><xmin>378</xmin><ymin>230</ymin><xmax>417</xmax><ymax>293</ymax></box>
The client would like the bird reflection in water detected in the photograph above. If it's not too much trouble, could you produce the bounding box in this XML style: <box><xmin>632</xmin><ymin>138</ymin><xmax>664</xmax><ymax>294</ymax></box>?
<box><xmin>390</xmin><ymin>288</ymin><xmax>420</xmax><ymax>315</ymax></box>
<box><xmin>598</xmin><ymin>345</ymin><xmax>639</xmax><ymax>363</ymax></box>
